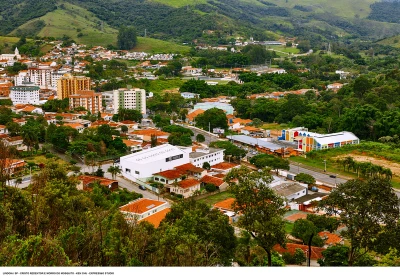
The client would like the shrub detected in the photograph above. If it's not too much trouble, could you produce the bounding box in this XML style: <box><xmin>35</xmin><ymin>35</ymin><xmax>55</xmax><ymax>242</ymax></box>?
<box><xmin>45</xmin><ymin>153</ymin><xmax>55</xmax><ymax>158</ymax></box>
<box><xmin>205</xmin><ymin>183</ymin><xmax>217</xmax><ymax>192</ymax></box>
<box><xmin>176</xmin><ymin>194</ymin><xmax>184</xmax><ymax>199</ymax></box>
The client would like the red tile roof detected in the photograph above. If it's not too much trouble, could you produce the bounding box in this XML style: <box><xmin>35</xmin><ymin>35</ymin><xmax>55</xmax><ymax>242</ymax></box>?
<box><xmin>174</xmin><ymin>163</ymin><xmax>204</xmax><ymax>174</ymax></box>
<box><xmin>131</xmin><ymin>129</ymin><xmax>169</xmax><ymax>137</ymax></box>
<box><xmin>318</xmin><ymin>231</ymin><xmax>342</xmax><ymax>245</ymax></box>
<box><xmin>187</xmin><ymin>109</ymin><xmax>205</xmax><ymax>121</ymax></box>
<box><xmin>200</xmin><ymin>175</ymin><xmax>224</xmax><ymax>187</ymax></box>
<box><xmin>178</xmin><ymin>178</ymin><xmax>200</xmax><ymax>189</ymax></box>
<box><xmin>123</xmin><ymin>139</ymin><xmax>142</xmax><ymax>146</ymax></box>
<box><xmin>213</xmin><ymin>198</ymin><xmax>235</xmax><ymax>211</ymax></box>
<box><xmin>78</xmin><ymin>175</ymin><xmax>118</xmax><ymax>188</ymax></box>
<box><xmin>155</xmin><ymin>170</ymin><xmax>185</xmax><ymax>180</ymax></box>
<box><xmin>120</xmin><ymin>198</ymin><xmax>166</xmax><ymax>214</ymax></box>
<box><xmin>273</xmin><ymin>244</ymin><xmax>325</xmax><ymax>260</ymax></box>
<box><xmin>211</xmin><ymin>162</ymin><xmax>240</xmax><ymax>170</ymax></box>
<box><xmin>140</xmin><ymin>208</ymin><xmax>171</xmax><ymax>228</ymax></box>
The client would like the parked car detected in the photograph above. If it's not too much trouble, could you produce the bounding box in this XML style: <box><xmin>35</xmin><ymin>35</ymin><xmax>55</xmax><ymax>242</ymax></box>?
<box><xmin>329</xmin><ymin>175</ymin><xmax>336</xmax><ymax>178</ymax></box>
<box><xmin>138</xmin><ymin>185</ymin><xmax>146</xmax><ymax>190</ymax></box>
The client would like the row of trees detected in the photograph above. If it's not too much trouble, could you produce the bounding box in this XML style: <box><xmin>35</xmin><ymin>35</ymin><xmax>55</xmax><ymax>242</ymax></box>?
<box><xmin>337</xmin><ymin>156</ymin><xmax>393</xmax><ymax>179</ymax></box>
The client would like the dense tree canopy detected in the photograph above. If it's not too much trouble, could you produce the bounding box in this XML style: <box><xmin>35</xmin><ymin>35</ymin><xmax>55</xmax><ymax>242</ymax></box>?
<box><xmin>319</xmin><ymin>178</ymin><xmax>400</xmax><ymax>266</ymax></box>
<box><xmin>117</xmin><ymin>26</ymin><xmax>138</xmax><ymax>50</ymax></box>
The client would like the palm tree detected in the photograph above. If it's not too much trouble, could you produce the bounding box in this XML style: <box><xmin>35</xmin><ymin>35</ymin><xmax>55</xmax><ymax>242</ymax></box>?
<box><xmin>107</xmin><ymin>165</ymin><xmax>121</xmax><ymax>180</ymax></box>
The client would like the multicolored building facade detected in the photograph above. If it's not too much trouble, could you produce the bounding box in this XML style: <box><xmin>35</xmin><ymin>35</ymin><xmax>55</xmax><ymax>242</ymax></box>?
<box><xmin>278</xmin><ymin>127</ymin><xmax>359</xmax><ymax>152</ymax></box>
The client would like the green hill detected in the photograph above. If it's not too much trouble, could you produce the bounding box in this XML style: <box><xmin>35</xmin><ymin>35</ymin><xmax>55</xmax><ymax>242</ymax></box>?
<box><xmin>3</xmin><ymin>0</ymin><xmax>400</xmax><ymax>48</ymax></box>
<box><xmin>10</xmin><ymin>2</ymin><xmax>118</xmax><ymax>46</ymax></box>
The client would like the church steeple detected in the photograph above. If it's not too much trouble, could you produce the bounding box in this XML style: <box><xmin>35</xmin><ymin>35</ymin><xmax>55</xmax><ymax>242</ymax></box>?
<box><xmin>15</xmin><ymin>47</ymin><xmax>19</xmax><ymax>56</ymax></box>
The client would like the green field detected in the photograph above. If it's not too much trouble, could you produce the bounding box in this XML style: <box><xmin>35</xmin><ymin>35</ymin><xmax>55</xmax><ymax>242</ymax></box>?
<box><xmin>197</xmin><ymin>191</ymin><xmax>234</xmax><ymax>207</ymax></box>
<box><xmin>266</xmin><ymin>0</ymin><xmax>376</xmax><ymax>19</ymax></box>
<box><xmin>134</xmin><ymin>37</ymin><xmax>190</xmax><ymax>54</ymax></box>
<box><xmin>151</xmin><ymin>0</ymin><xmax>207</xmax><ymax>8</ymax></box>
<box><xmin>146</xmin><ymin>79</ymin><xmax>185</xmax><ymax>95</ymax></box>
<box><xmin>11</xmin><ymin>2</ymin><xmax>118</xmax><ymax>46</ymax></box>
<box><xmin>0</xmin><ymin>36</ymin><xmax>25</xmax><ymax>52</ymax></box>
<box><xmin>269</xmin><ymin>45</ymin><xmax>300</xmax><ymax>54</ymax></box>
<box><xmin>377</xmin><ymin>35</ymin><xmax>400</xmax><ymax>48</ymax></box>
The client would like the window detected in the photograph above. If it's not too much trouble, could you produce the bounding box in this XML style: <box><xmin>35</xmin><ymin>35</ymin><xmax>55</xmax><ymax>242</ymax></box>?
<box><xmin>160</xmin><ymin>178</ymin><xmax>165</xmax><ymax>182</ymax></box>
<box><xmin>155</xmin><ymin>177</ymin><xmax>159</xmax><ymax>181</ymax></box>
<box><xmin>125</xmin><ymin>168</ymin><xmax>131</xmax><ymax>173</ymax></box>
<box><xmin>135</xmin><ymin>171</ymin><xmax>140</xmax><ymax>175</ymax></box>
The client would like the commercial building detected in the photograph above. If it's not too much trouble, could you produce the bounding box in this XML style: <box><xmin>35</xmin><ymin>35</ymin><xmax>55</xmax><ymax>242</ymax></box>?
<box><xmin>69</xmin><ymin>90</ymin><xmax>102</xmax><ymax>113</ymax></box>
<box><xmin>9</xmin><ymin>84</ymin><xmax>40</xmax><ymax>105</ymax></box>
<box><xmin>57</xmin><ymin>73</ymin><xmax>91</xmax><ymax>99</ymax></box>
<box><xmin>189</xmin><ymin>147</ymin><xmax>225</xmax><ymax>168</ymax></box>
<box><xmin>120</xmin><ymin>144</ymin><xmax>192</xmax><ymax>181</ymax></box>
<box><xmin>112</xmin><ymin>88</ymin><xmax>146</xmax><ymax>114</ymax></box>
<box><xmin>278</xmin><ymin>128</ymin><xmax>359</xmax><ymax>152</ymax></box>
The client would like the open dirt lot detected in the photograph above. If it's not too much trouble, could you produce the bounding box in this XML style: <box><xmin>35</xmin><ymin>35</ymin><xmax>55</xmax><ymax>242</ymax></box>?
<box><xmin>335</xmin><ymin>154</ymin><xmax>400</xmax><ymax>178</ymax></box>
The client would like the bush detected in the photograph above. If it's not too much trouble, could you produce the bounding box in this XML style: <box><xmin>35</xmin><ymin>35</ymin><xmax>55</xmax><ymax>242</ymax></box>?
<box><xmin>282</xmin><ymin>252</ymin><xmax>295</xmax><ymax>264</ymax></box>
<box><xmin>70</xmin><ymin>160</ymin><xmax>77</xmax><ymax>165</ymax></box>
<box><xmin>205</xmin><ymin>183</ymin><xmax>217</xmax><ymax>192</ymax></box>
<box><xmin>45</xmin><ymin>153</ymin><xmax>55</xmax><ymax>158</ymax></box>
<box><xmin>176</xmin><ymin>194</ymin><xmax>184</xmax><ymax>199</ymax></box>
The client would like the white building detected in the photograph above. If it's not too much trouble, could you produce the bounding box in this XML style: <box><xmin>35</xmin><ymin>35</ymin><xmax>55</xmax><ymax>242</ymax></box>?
<box><xmin>120</xmin><ymin>144</ymin><xmax>192</xmax><ymax>181</ymax></box>
<box><xmin>113</xmin><ymin>88</ymin><xmax>146</xmax><ymax>114</ymax></box>
<box><xmin>0</xmin><ymin>48</ymin><xmax>21</xmax><ymax>62</ymax></box>
<box><xmin>9</xmin><ymin>84</ymin><xmax>40</xmax><ymax>105</ymax></box>
<box><xmin>272</xmin><ymin>182</ymin><xmax>308</xmax><ymax>201</ymax></box>
<box><xmin>189</xmin><ymin>147</ymin><xmax>224</xmax><ymax>168</ymax></box>
<box><xmin>180</xmin><ymin>92</ymin><xmax>200</xmax><ymax>99</ymax></box>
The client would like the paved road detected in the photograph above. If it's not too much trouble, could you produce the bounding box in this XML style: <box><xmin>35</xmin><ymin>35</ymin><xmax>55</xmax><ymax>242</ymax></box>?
<box><xmin>289</xmin><ymin>163</ymin><xmax>347</xmax><ymax>187</ymax></box>
<box><xmin>179</xmin><ymin>124</ymin><xmax>220</xmax><ymax>145</ymax></box>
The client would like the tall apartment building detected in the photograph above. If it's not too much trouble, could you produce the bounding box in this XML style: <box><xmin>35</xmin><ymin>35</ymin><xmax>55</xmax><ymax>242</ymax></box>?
<box><xmin>27</xmin><ymin>66</ymin><xmax>54</xmax><ymax>88</ymax></box>
<box><xmin>57</xmin><ymin>73</ymin><xmax>91</xmax><ymax>100</ymax></box>
<box><xmin>69</xmin><ymin>90</ymin><xmax>102</xmax><ymax>114</ymax></box>
<box><xmin>112</xmin><ymin>88</ymin><xmax>146</xmax><ymax>114</ymax></box>
<box><xmin>9</xmin><ymin>84</ymin><xmax>40</xmax><ymax>105</ymax></box>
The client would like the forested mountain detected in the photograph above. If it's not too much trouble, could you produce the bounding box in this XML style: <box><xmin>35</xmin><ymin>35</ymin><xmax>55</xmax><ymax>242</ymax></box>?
<box><xmin>4</xmin><ymin>0</ymin><xmax>400</xmax><ymax>44</ymax></box>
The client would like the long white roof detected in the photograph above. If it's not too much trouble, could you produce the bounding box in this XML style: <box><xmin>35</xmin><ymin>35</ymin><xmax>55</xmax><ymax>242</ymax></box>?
<box><xmin>120</xmin><ymin>144</ymin><xmax>188</xmax><ymax>164</ymax></box>
<box><xmin>313</xmin><ymin>131</ymin><xmax>359</xmax><ymax>145</ymax></box>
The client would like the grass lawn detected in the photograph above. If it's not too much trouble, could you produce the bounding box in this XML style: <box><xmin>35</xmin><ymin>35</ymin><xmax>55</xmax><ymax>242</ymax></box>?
<box><xmin>261</xmin><ymin>123</ymin><xmax>288</xmax><ymax>130</ymax></box>
<box><xmin>268</xmin><ymin>45</ymin><xmax>300</xmax><ymax>55</ymax></box>
<box><xmin>133</xmin><ymin>37</ymin><xmax>190</xmax><ymax>54</ymax></box>
<box><xmin>147</xmin><ymin>78</ymin><xmax>185</xmax><ymax>94</ymax></box>
<box><xmin>197</xmin><ymin>191</ymin><xmax>234</xmax><ymax>207</ymax></box>
<box><xmin>285</xmin><ymin>222</ymin><xmax>294</xmax><ymax>234</ymax></box>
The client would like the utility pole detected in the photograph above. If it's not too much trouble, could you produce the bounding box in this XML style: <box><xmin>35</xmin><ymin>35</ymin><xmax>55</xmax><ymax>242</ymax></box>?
<box><xmin>144</xmin><ymin>29</ymin><xmax>147</xmax><ymax>38</ymax></box>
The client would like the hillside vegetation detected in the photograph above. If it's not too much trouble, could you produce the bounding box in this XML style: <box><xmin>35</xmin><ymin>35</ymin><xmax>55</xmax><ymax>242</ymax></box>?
<box><xmin>3</xmin><ymin>0</ymin><xmax>400</xmax><ymax>48</ymax></box>
<box><xmin>10</xmin><ymin>2</ymin><xmax>118</xmax><ymax>46</ymax></box>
